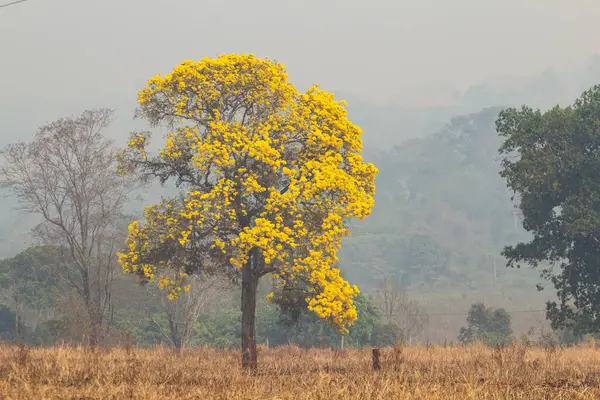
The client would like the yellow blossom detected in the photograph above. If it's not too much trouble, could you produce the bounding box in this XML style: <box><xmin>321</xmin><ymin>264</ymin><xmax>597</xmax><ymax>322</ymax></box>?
<box><xmin>117</xmin><ymin>54</ymin><xmax>377</xmax><ymax>332</ymax></box>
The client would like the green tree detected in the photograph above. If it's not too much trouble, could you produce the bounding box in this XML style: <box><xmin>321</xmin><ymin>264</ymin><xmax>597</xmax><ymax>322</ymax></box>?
<box><xmin>439</xmin><ymin>107</ymin><xmax>503</xmax><ymax>170</ymax></box>
<box><xmin>0</xmin><ymin>246</ymin><xmax>65</xmax><ymax>311</ymax></box>
<box><xmin>270</xmin><ymin>292</ymin><xmax>386</xmax><ymax>348</ymax></box>
<box><xmin>458</xmin><ymin>302</ymin><xmax>513</xmax><ymax>346</ymax></box>
<box><xmin>0</xmin><ymin>246</ymin><xmax>69</xmax><ymax>340</ymax></box>
<box><xmin>497</xmin><ymin>85</ymin><xmax>600</xmax><ymax>334</ymax></box>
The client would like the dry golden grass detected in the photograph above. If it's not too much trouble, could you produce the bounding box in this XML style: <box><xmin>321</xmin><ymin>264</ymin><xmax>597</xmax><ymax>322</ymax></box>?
<box><xmin>1</xmin><ymin>343</ymin><xmax>600</xmax><ymax>399</ymax></box>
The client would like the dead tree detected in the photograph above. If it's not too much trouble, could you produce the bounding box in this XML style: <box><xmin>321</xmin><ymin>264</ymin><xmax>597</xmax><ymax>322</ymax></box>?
<box><xmin>145</xmin><ymin>273</ymin><xmax>229</xmax><ymax>350</ymax></box>
<box><xmin>0</xmin><ymin>109</ymin><xmax>138</xmax><ymax>347</ymax></box>
<box><xmin>377</xmin><ymin>276</ymin><xmax>429</xmax><ymax>345</ymax></box>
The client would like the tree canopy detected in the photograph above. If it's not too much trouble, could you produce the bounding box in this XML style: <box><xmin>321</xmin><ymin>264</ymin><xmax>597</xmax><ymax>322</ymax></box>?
<box><xmin>498</xmin><ymin>84</ymin><xmax>600</xmax><ymax>334</ymax></box>
<box><xmin>458</xmin><ymin>302</ymin><xmax>513</xmax><ymax>346</ymax></box>
<box><xmin>0</xmin><ymin>245</ymin><xmax>65</xmax><ymax>311</ymax></box>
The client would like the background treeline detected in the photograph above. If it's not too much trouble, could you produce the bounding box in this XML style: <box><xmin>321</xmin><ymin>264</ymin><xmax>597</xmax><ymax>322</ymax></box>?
<box><xmin>0</xmin><ymin>245</ymin><xmax>590</xmax><ymax>348</ymax></box>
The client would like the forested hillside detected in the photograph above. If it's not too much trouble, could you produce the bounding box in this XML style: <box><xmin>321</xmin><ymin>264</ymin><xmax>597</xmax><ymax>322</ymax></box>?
<box><xmin>342</xmin><ymin>107</ymin><xmax>530</xmax><ymax>289</ymax></box>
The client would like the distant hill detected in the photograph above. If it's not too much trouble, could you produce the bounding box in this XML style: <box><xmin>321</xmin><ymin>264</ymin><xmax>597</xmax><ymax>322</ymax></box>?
<box><xmin>339</xmin><ymin>106</ymin><xmax>538</xmax><ymax>290</ymax></box>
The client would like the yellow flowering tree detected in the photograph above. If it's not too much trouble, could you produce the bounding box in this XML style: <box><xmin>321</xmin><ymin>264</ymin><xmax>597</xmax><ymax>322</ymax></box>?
<box><xmin>118</xmin><ymin>54</ymin><xmax>377</xmax><ymax>369</ymax></box>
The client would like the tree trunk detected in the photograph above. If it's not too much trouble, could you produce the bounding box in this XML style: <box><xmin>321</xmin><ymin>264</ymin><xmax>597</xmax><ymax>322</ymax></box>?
<box><xmin>88</xmin><ymin>315</ymin><xmax>100</xmax><ymax>348</ymax></box>
<box><xmin>87</xmin><ymin>304</ymin><xmax>104</xmax><ymax>348</ymax></box>
<box><xmin>241</xmin><ymin>248</ymin><xmax>259</xmax><ymax>371</ymax></box>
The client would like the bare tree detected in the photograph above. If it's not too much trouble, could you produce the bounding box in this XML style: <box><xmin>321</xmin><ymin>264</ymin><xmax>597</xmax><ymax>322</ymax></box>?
<box><xmin>0</xmin><ymin>109</ymin><xmax>137</xmax><ymax>346</ymax></box>
<box><xmin>377</xmin><ymin>277</ymin><xmax>429</xmax><ymax>345</ymax></box>
<box><xmin>145</xmin><ymin>273</ymin><xmax>229</xmax><ymax>350</ymax></box>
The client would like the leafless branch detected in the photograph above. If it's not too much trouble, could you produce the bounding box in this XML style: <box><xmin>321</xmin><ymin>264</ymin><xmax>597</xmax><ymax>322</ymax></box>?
<box><xmin>145</xmin><ymin>273</ymin><xmax>231</xmax><ymax>349</ymax></box>
<box><xmin>376</xmin><ymin>277</ymin><xmax>429</xmax><ymax>345</ymax></box>
<box><xmin>0</xmin><ymin>109</ymin><xmax>140</xmax><ymax>346</ymax></box>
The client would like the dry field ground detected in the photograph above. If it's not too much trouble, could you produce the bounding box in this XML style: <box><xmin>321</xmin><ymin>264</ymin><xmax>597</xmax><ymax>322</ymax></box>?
<box><xmin>1</xmin><ymin>343</ymin><xmax>600</xmax><ymax>399</ymax></box>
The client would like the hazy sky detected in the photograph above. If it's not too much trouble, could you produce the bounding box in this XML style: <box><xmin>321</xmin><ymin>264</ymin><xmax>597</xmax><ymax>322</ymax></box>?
<box><xmin>1</xmin><ymin>0</ymin><xmax>600</xmax><ymax>136</ymax></box>
<box><xmin>0</xmin><ymin>0</ymin><xmax>599</xmax><ymax>254</ymax></box>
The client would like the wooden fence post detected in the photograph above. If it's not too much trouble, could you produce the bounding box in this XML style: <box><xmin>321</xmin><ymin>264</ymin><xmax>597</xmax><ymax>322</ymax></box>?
<box><xmin>14</xmin><ymin>296</ymin><xmax>19</xmax><ymax>343</ymax></box>
<box><xmin>125</xmin><ymin>331</ymin><xmax>132</xmax><ymax>356</ymax></box>
<box><xmin>372</xmin><ymin>348</ymin><xmax>381</xmax><ymax>371</ymax></box>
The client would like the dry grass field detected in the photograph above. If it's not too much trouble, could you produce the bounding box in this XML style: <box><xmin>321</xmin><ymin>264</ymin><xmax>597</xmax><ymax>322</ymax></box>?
<box><xmin>1</xmin><ymin>343</ymin><xmax>600</xmax><ymax>399</ymax></box>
